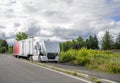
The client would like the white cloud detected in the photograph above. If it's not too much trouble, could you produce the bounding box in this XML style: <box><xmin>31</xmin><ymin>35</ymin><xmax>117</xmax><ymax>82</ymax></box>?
<box><xmin>0</xmin><ymin>0</ymin><xmax>120</xmax><ymax>44</ymax></box>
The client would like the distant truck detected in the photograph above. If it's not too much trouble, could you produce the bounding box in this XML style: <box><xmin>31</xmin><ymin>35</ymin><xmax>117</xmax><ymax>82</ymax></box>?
<box><xmin>13</xmin><ymin>37</ymin><xmax>60</xmax><ymax>62</ymax></box>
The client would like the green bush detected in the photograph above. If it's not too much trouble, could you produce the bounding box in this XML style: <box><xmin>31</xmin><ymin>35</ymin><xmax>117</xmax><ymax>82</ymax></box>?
<box><xmin>8</xmin><ymin>46</ymin><xmax>13</xmax><ymax>54</ymax></box>
<box><xmin>59</xmin><ymin>49</ymin><xmax>76</xmax><ymax>63</ymax></box>
<box><xmin>75</xmin><ymin>48</ymin><xmax>90</xmax><ymax>66</ymax></box>
<box><xmin>0</xmin><ymin>47</ymin><xmax>7</xmax><ymax>53</ymax></box>
<box><xmin>77</xmin><ymin>48</ymin><xmax>89</xmax><ymax>57</ymax></box>
<box><xmin>59</xmin><ymin>48</ymin><xmax>120</xmax><ymax>74</ymax></box>
<box><xmin>76</xmin><ymin>57</ymin><xmax>90</xmax><ymax>66</ymax></box>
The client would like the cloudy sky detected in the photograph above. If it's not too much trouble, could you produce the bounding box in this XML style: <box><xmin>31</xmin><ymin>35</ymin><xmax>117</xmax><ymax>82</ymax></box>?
<box><xmin>0</xmin><ymin>0</ymin><xmax>120</xmax><ymax>44</ymax></box>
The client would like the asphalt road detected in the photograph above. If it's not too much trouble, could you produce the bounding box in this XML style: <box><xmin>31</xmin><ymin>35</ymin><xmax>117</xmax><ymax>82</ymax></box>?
<box><xmin>0</xmin><ymin>54</ymin><xmax>91</xmax><ymax>83</ymax></box>
<box><xmin>44</xmin><ymin>62</ymin><xmax>120</xmax><ymax>82</ymax></box>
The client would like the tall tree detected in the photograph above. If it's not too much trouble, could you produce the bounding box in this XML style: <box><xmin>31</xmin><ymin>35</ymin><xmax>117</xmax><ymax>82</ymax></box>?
<box><xmin>115</xmin><ymin>32</ymin><xmax>120</xmax><ymax>49</ymax></box>
<box><xmin>86</xmin><ymin>35</ymin><xmax>99</xmax><ymax>49</ymax></box>
<box><xmin>76</xmin><ymin>36</ymin><xmax>85</xmax><ymax>49</ymax></box>
<box><xmin>72</xmin><ymin>40</ymin><xmax>79</xmax><ymax>50</ymax></box>
<box><xmin>60</xmin><ymin>41</ymin><xmax>73</xmax><ymax>52</ymax></box>
<box><xmin>85</xmin><ymin>39</ymin><xmax>89</xmax><ymax>49</ymax></box>
<box><xmin>93</xmin><ymin>35</ymin><xmax>99</xmax><ymax>49</ymax></box>
<box><xmin>0</xmin><ymin>39</ymin><xmax>8</xmax><ymax>53</ymax></box>
<box><xmin>16</xmin><ymin>32</ymin><xmax>28</xmax><ymax>41</ymax></box>
<box><xmin>101</xmin><ymin>31</ymin><xmax>113</xmax><ymax>50</ymax></box>
<box><xmin>87</xmin><ymin>35</ymin><xmax>94</xmax><ymax>49</ymax></box>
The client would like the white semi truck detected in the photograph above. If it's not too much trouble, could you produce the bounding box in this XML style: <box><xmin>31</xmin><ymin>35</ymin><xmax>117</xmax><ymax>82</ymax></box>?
<box><xmin>13</xmin><ymin>37</ymin><xmax>60</xmax><ymax>62</ymax></box>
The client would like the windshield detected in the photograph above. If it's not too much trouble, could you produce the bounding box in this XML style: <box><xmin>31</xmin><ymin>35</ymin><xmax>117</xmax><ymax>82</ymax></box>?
<box><xmin>44</xmin><ymin>41</ymin><xmax>60</xmax><ymax>53</ymax></box>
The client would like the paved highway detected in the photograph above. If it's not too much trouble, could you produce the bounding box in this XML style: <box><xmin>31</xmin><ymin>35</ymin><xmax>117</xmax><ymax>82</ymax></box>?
<box><xmin>0</xmin><ymin>54</ymin><xmax>91</xmax><ymax>83</ymax></box>
<box><xmin>44</xmin><ymin>62</ymin><xmax>120</xmax><ymax>82</ymax></box>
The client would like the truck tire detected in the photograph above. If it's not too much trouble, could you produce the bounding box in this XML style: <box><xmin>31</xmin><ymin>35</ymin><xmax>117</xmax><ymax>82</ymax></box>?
<box><xmin>28</xmin><ymin>55</ymin><xmax>33</xmax><ymax>61</ymax></box>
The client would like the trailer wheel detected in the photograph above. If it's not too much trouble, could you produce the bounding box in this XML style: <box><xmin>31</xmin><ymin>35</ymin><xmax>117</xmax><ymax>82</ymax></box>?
<box><xmin>14</xmin><ymin>55</ymin><xmax>17</xmax><ymax>58</ymax></box>
<box><xmin>16</xmin><ymin>55</ymin><xmax>19</xmax><ymax>58</ymax></box>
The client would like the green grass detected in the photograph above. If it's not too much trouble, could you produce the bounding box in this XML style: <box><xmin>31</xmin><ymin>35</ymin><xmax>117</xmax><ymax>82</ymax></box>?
<box><xmin>59</xmin><ymin>48</ymin><xmax>120</xmax><ymax>74</ymax></box>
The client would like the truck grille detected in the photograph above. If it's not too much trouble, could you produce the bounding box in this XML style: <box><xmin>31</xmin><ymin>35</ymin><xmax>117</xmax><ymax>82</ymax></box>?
<box><xmin>47</xmin><ymin>53</ymin><xmax>58</xmax><ymax>59</ymax></box>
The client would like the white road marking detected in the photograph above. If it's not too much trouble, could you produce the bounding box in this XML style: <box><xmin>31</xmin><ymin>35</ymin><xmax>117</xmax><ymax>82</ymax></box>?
<box><xmin>78</xmin><ymin>72</ymin><xmax>89</xmax><ymax>77</ymax></box>
<box><xmin>27</xmin><ymin>61</ymin><xmax>92</xmax><ymax>83</ymax></box>
<box><xmin>100</xmin><ymin>79</ymin><xmax>118</xmax><ymax>83</ymax></box>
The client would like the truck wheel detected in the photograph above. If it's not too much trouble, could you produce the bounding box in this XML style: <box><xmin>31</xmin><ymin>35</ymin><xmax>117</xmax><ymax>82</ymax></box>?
<box><xmin>29</xmin><ymin>56</ymin><xmax>33</xmax><ymax>61</ymax></box>
<box><xmin>55</xmin><ymin>61</ymin><xmax>59</xmax><ymax>63</ymax></box>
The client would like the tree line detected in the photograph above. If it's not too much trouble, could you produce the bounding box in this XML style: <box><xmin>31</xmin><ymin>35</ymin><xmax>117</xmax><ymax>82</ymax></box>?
<box><xmin>13</xmin><ymin>31</ymin><xmax>120</xmax><ymax>52</ymax></box>
<box><xmin>0</xmin><ymin>39</ymin><xmax>8</xmax><ymax>53</ymax></box>
<box><xmin>60</xmin><ymin>31</ymin><xmax>120</xmax><ymax>51</ymax></box>
<box><xmin>0</xmin><ymin>31</ymin><xmax>120</xmax><ymax>53</ymax></box>
<box><xmin>60</xmin><ymin>35</ymin><xmax>99</xmax><ymax>52</ymax></box>
<box><xmin>102</xmin><ymin>31</ymin><xmax>120</xmax><ymax>50</ymax></box>
<box><xmin>0</xmin><ymin>39</ymin><xmax>14</xmax><ymax>54</ymax></box>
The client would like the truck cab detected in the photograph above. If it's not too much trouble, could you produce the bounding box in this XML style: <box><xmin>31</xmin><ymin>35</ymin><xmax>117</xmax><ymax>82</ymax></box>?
<box><xmin>37</xmin><ymin>40</ymin><xmax>60</xmax><ymax>62</ymax></box>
